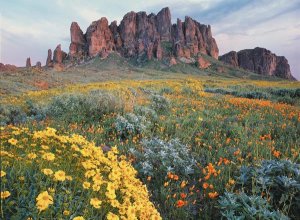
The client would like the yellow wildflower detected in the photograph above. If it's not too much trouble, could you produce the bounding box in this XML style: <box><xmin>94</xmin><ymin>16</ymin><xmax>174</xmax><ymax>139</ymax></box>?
<box><xmin>8</xmin><ymin>138</ymin><xmax>18</xmax><ymax>145</ymax></box>
<box><xmin>42</xmin><ymin>169</ymin><xmax>53</xmax><ymax>176</ymax></box>
<box><xmin>82</xmin><ymin>181</ymin><xmax>91</xmax><ymax>189</ymax></box>
<box><xmin>42</xmin><ymin>153</ymin><xmax>55</xmax><ymax>161</ymax></box>
<box><xmin>107</xmin><ymin>212</ymin><xmax>119</xmax><ymax>220</ymax></box>
<box><xmin>0</xmin><ymin>171</ymin><xmax>6</xmax><ymax>177</ymax></box>
<box><xmin>36</xmin><ymin>191</ymin><xmax>53</xmax><ymax>211</ymax></box>
<box><xmin>73</xmin><ymin>217</ymin><xmax>85</xmax><ymax>220</ymax></box>
<box><xmin>1</xmin><ymin>191</ymin><xmax>11</xmax><ymax>199</ymax></box>
<box><xmin>54</xmin><ymin>170</ymin><xmax>66</xmax><ymax>181</ymax></box>
<box><xmin>63</xmin><ymin>210</ymin><xmax>70</xmax><ymax>216</ymax></box>
<box><xmin>27</xmin><ymin>153</ymin><xmax>37</xmax><ymax>159</ymax></box>
<box><xmin>90</xmin><ymin>198</ymin><xmax>102</xmax><ymax>209</ymax></box>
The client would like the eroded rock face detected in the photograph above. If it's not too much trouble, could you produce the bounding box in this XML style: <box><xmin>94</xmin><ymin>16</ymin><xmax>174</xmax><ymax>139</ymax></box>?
<box><xmin>69</xmin><ymin>22</ymin><xmax>86</xmax><ymax>58</ymax></box>
<box><xmin>220</xmin><ymin>47</ymin><xmax>294</xmax><ymax>79</ymax></box>
<box><xmin>219</xmin><ymin>51</ymin><xmax>238</xmax><ymax>67</ymax></box>
<box><xmin>26</xmin><ymin>57</ymin><xmax>31</xmax><ymax>67</ymax></box>
<box><xmin>171</xmin><ymin>17</ymin><xmax>219</xmax><ymax>59</ymax></box>
<box><xmin>68</xmin><ymin>7</ymin><xmax>219</xmax><ymax>61</ymax></box>
<box><xmin>156</xmin><ymin>7</ymin><xmax>172</xmax><ymax>41</ymax></box>
<box><xmin>86</xmin><ymin>17</ymin><xmax>114</xmax><ymax>57</ymax></box>
<box><xmin>53</xmin><ymin>44</ymin><xmax>67</xmax><ymax>64</ymax></box>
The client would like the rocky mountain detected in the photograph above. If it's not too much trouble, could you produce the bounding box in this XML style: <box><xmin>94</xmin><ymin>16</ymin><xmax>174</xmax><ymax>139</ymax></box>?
<box><xmin>15</xmin><ymin>6</ymin><xmax>294</xmax><ymax>80</ymax></box>
<box><xmin>46</xmin><ymin>7</ymin><xmax>218</xmax><ymax>66</ymax></box>
<box><xmin>219</xmin><ymin>47</ymin><xmax>294</xmax><ymax>80</ymax></box>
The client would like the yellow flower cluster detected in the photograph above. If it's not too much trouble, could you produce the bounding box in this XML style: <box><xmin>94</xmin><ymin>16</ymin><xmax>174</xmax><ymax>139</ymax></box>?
<box><xmin>1</xmin><ymin>126</ymin><xmax>161</xmax><ymax>219</ymax></box>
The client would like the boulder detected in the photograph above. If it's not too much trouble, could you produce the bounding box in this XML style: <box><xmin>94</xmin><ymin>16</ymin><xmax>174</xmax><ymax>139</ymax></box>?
<box><xmin>35</xmin><ymin>61</ymin><xmax>42</xmax><ymax>69</ymax></box>
<box><xmin>197</xmin><ymin>56</ymin><xmax>211</xmax><ymax>69</ymax></box>
<box><xmin>169</xmin><ymin>57</ymin><xmax>177</xmax><ymax>66</ymax></box>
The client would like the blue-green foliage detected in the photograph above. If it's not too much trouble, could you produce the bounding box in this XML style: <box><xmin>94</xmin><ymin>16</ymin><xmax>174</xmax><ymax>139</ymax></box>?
<box><xmin>0</xmin><ymin>100</ymin><xmax>45</xmax><ymax>126</ymax></box>
<box><xmin>219</xmin><ymin>192</ymin><xmax>289</xmax><ymax>220</ymax></box>
<box><xmin>129</xmin><ymin>138</ymin><xmax>197</xmax><ymax>177</ymax></box>
<box><xmin>237</xmin><ymin>160</ymin><xmax>300</xmax><ymax>219</ymax></box>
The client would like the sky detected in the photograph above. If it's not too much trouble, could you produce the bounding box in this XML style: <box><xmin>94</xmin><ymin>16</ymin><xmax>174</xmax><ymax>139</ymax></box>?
<box><xmin>1</xmin><ymin>0</ymin><xmax>300</xmax><ymax>79</ymax></box>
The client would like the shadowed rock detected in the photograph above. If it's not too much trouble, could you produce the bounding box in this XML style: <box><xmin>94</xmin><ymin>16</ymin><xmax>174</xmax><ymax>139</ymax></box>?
<box><xmin>220</xmin><ymin>47</ymin><xmax>294</xmax><ymax>79</ymax></box>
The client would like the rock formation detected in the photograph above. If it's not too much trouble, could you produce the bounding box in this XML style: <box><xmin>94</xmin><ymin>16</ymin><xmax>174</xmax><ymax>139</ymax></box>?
<box><xmin>197</xmin><ymin>56</ymin><xmax>211</xmax><ymax>69</ymax></box>
<box><xmin>46</xmin><ymin>49</ymin><xmax>53</xmax><ymax>67</ymax></box>
<box><xmin>69</xmin><ymin>22</ymin><xmax>86</xmax><ymax>58</ymax></box>
<box><xmin>219</xmin><ymin>47</ymin><xmax>294</xmax><ymax>79</ymax></box>
<box><xmin>219</xmin><ymin>51</ymin><xmax>238</xmax><ymax>67</ymax></box>
<box><xmin>53</xmin><ymin>44</ymin><xmax>67</xmax><ymax>64</ymax></box>
<box><xmin>86</xmin><ymin>17</ymin><xmax>114</xmax><ymax>57</ymax></box>
<box><xmin>36</xmin><ymin>61</ymin><xmax>42</xmax><ymax>69</ymax></box>
<box><xmin>0</xmin><ymin>63</ymin><xmax>17</xmax><ymax>72</ymax></box>
<box><xmin>26</xmin><ymin>57</ymin><xmax>31</xmax><ymax>67</ymax></box>
<box><xmin>67</xmin><ymin>7</ymin><xmax>219</xmax><ymax>61</ymax></box>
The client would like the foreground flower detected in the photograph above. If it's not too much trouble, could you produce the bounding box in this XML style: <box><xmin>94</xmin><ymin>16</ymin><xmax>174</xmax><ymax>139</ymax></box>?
<box><xmin>42</xmin><ymin>168</ymin><xmax>53</xmax><ymax>176</ymax></box>
<box><xmin>90</xmin><ymin>198</ymin><xmax>102</xmax><ymax>209</ymax></box>
<box><xmin>42</xmin><ymin>152</ymin><xmax>55</xmax><ymax>161</ymax></box>
<box><xmin>36</xmin><ymin>191</ymin><xmax>53</xmax><ymax>211</ymax></box>
<box><xmin>107</xmin><ymin>212</ymin><xmax>119</xmax><ymax>220</ymax></box>
<box><xmin>8</xmin><ymin>138</ymin><xmax>18</xmax><ymax>145</ymax></box>
<box><xmin>63</xmin><ymin>210</ymin><xmax>70</xmax><ymax>216</ymax></box>
<box><xmin>208</xmin><ymin>191</ymin><xmax>219</xmax><ymax>199</ymax></box>
<box><xmin>1</xmin><ymin>191</ymin><xmax>11</xmax><ymax>199</ymax></box>
<box><xmin>73</xmin><ymin>216</ymin><xmax>85</xmax><ymax>220</ymax></box>
<box><xmin>176</xmin><ymin>199</ymin><xmax>186</xmax><ymax>208</ymax></box>
<box><xmin>54</xmin><ymin>170</ymin><xmax>66</xmax><ymax>181</ymax></box>
<box><xmin>27</xmin><ymin>153</ymin><xmax>37</xmax><ymax>159</ymax></box>
<box><xmin>82</xmin><ymin>181</ymin><xmax>91</xmax><ymax>189</ymax></box>
<box><xmin>0</xmin><ymin>170</ymin><xmax>6</xmax><ymax>177</ymax></box>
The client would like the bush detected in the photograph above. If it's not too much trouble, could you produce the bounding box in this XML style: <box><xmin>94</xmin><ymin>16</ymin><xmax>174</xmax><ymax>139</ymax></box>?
<box><xmin>160</xmin><ymin>87</ymin><xmax>173</xmax><ymax>95</ymax></box>
<box><xmin>114</xmin><ymin>113</ymin><xmax>149</xmax><ymax>139</ymax></box>
<box><xmin>46</xmin><ymin>90</ymin><xmax>123</xmax><ymax>123</ymax></box>
<box><xmin>129</xmin><ymin>138</ymin><xmax>197</xmax><ymax>177</ymax></box>
<box><xmin>0</xmin><ymin>100</ymin><xmax>46</xmax><ymax>126</ymax></box>
<box><xmin>1</xmin><ymin>126</ymin><xmax>161</xmax><ymax>219</ymax></box>
<box><xmin>237</xmin><ymin>160</ymin><xmax>300</xmax><ymax>218</ymax></box>
<box><xmin>150</xmin><ymin>94</ymin><xmax>170</xmax><ymax>113</ymax></box>
<box><xmin>219</xmin><ymin>192</ymin><xmax>289</xmax><ymax>220</ymax></box>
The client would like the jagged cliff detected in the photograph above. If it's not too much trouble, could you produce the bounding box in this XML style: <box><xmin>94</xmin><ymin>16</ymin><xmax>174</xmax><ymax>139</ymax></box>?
<box><xmin>219</xmin><ymin>47</ymin><xmax>294</xmax><ymax>80</ymax></box>
<box><xmin>47</xmin><ymin>7</ymin><xmax>218</xmax><ymax>65</ymax></box>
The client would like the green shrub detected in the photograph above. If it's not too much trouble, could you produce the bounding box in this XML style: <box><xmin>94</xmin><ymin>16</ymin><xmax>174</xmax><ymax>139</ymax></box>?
<box><xmin>150</xmin><ymin>94</ymin><xmax>170</xmax><ymax>113</ymax></box>
<box><xmin>0</xmin><ymin>100</ymin><xmax>45</xmax><ymax>125</ymax></box>
<box><xmin>114</xmin><ymin>113</ymin><xmax>148</xmax><ymax>139</ymax></box>
<box><xmin>129</xmin><ymin>138</ymin><xmax>197</xmax><ymax>177</ymax></box>
<box><xmin>237</xmin><ymin>160</ymin><xmax>300</xmax><ymax>218</ymax></box>
<box><xmin>219</xmin><ymin>192</ymin><xmax>289</xmax><ymax>220</ymax></box>
<box><xmin>46</xmin><ymin>90</ymin><xmax>123</xmax><ymax>123</ymax></box>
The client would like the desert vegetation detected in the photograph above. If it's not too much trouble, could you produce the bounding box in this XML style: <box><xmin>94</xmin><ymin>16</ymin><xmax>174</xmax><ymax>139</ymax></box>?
<box><xmin>1</xmin><ymin>77</ymin><xmax>299</xmax><ymax>219</ymax></box>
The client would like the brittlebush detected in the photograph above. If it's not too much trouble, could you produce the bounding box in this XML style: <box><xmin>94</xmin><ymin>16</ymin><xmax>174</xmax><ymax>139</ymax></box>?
<box><xmin>0</xmin><ymin>126</ymin><xmax>161</xmax><ymax>220</ymax></box>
